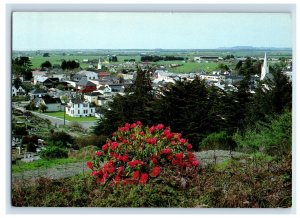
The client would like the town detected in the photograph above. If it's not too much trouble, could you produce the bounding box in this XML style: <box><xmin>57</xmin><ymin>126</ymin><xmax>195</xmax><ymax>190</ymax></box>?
<box><xmin>11</xmin><ymin>48</ymin><xmax>293</xmax><ymax>207</ymax></box>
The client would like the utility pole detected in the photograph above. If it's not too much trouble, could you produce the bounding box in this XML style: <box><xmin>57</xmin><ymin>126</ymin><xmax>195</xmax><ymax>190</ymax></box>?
<box><xmin>63</xmin><ymin>104</ymin><xmax>66</xmax><ymax>126</ymax></box>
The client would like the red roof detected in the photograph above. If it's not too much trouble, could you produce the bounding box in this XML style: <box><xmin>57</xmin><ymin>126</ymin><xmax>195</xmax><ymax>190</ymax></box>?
<box><xmin>98</xmin><ymin>72</ymin><xmax>110</xmax><ymax>77</ymax></box>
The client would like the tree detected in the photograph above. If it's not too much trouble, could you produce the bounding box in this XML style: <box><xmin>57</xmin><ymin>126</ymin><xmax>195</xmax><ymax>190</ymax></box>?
<box><xmin>41</xmin><ymin>61</ymin><xmax>52</xmax><ymax>68</ymax></box>
<box><xmin>94</xmin><ymin>67</ymin><xmax>155</xmax><ymax>136</ymax></box>
<box><xmin>13</xmin><ymin>77</ymin><xmax>22</xmax><ymax>89</ymax></box>
<box><xmin>39</xmin><ymin>103</ymin><xmax>48</xmax><ymax>113</ymax></box>
<box><xmin>43</xmin><ymin>53</ymin><xmax>50</xmax><ymax>57</ymax></box>
<box><xmin>12</xmin><ymin>57</ymin><xmax>33</xmax><ymax>80</ymax></box>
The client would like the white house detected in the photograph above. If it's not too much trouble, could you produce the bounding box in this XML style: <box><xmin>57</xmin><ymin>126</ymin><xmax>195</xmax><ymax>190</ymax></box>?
<box><xmin>12</xmin><ymin>85</ymin><xmax>26</xmax><ymax>97</ymax></box>
<box><xmin>83</xmin><ymin>91</ymin><xmax>102</xmax><ymax>104</ymax></box>
<box><xmin>34</xmin><ymin>76</ymin><xmax>48</xmax><ymax>85</ymax></box>
<box><xmin>77</xmin><ymin>70</ymin><xmax>98</xmax><ymax>80</ymax></box>
<box><xmin>66</xmin><ymin>98</ymin><xmax>95</xmax><ymax>117</ymax></box>
<box><xmin>98</xmin><ymin>84</ymin><xmax>112</xmax><ymax>96</ymax></box>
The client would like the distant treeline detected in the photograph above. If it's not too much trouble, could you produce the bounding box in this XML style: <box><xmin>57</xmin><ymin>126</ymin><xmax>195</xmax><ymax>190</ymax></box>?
<box><xmin>141</xmin><ymin>55</ymin><xmax>185</xmax><ymax>62</ymax></box>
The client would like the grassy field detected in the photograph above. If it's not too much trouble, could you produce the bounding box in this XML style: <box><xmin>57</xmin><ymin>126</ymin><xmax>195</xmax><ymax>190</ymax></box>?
<box><xmin>44</xmin><ymin>111</ymin><xmax>98</xmax><ymax>122</ymax></box>
<box><xmin>13</xmin><ymin>49</ymin><xmax>292</xmax><ymax>72</ymax></box>
<box><xmin>12</xmin><ymin>158</ymin><xmax>82</xmax><ymax>173</ymax></box>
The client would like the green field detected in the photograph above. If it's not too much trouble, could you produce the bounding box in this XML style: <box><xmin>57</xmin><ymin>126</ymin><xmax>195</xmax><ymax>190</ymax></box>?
<box><xmin>44</xmin><ymin>111</ymin><xmax>98</xmax><ymax>122</ymax></box>
<box><xmin>13</xmin><ymin>49</ymin><xmax>292</xmax><ymax>73</ymax></box>
<box><xmin>12</xmin><ymin>158</ymin><xmax>81</xmax><ymax>173</ymax></box>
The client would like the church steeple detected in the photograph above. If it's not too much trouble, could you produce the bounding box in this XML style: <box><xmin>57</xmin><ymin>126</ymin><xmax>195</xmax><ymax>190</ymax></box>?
<box><xmin>260</xmin><ymin>52</ymin><xmax>269</xmax><ymax>80</ymax></box>
<box><xmin>97</xmin><ymin>57</ymin><xmax>102</xmax><ymax>70</ymax></box>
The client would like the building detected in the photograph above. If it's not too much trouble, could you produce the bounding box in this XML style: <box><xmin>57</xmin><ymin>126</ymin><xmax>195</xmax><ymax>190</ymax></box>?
<box><xmin>12</xmin><ymin>85</ymin><xmax>26</xmax><ymax>97</ymax></box>
<box><xmin>260</xmin><ymin>53</ymin><xmax>272</xmax><ymax>81</ymax></box>
<box><xmin>29</xmin><ymin>88</ymin><xmax>48</xmax><ymax>99</ymax></box>
<box><xmin>76</xmin><ymin>77</ymin><xmax>97</xmax><ymax>93</ymax></box>
<box><xmin>65</xmin><ymin>98</ymin><xmax>95</xmax><ymax>117</ymax></box>
<box><xmin>34</xmin><ymin>95</ymin><xmax>62</xmax><ymax>112</ymax></box>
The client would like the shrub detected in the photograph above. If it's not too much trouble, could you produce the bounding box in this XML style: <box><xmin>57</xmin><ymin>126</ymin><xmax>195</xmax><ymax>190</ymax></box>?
<box><xmin>49</xmin><ymin>131</ymin><xmax>74</xmax><ymax>148</ymax></box>
<box><xmin>87</xmin><ymin>121</ymin><xmax>199</xmax><ymax>188</ymax></box>
<box><xmin>199</xmin><ymin>131</ymin><xmax>237</xmax><ymax>151</ymax></box>
<box><xmin>233</xmin><ymin>111</ymin><xmax>292</xmax><ymax>155</ymax></box>
<box><xmin>75</xmin><ymin>134</ymin><xmax>107</xmax><ymax>149</ymax></box>
<box><xmin>39</xmin><ymin>146</ymin><xmax>68</xmax><ymax>159</ymax></box>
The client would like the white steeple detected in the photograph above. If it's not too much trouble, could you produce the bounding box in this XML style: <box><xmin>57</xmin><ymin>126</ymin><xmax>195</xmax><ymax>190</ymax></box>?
<box><xmin>97</xmin><ymin>57</ymin><xmax>102</xmax><ymax>70</ymax></box>
<box><xmin>260</xmin><ymin>52</ymin><xmax>269</xmax><ymax>80</ymax></box>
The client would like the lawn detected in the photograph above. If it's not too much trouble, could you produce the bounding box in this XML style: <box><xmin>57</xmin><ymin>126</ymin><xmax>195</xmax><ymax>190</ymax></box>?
<box><xmin>44</xmin><ymin>111</ymin><xmax>98</xmax><ymax>122</ymax></box>
<box><xmin>12</xmin><ymin>157</ymin><xmax>82</xmax><ymax>173</ymax></box>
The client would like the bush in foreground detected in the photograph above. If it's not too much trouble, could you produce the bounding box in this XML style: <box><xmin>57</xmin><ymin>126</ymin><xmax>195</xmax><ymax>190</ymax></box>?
<box><xmin>87</xmin><ymin>121</ymin><xmax>199</xmax><ymax>187</ymax></box>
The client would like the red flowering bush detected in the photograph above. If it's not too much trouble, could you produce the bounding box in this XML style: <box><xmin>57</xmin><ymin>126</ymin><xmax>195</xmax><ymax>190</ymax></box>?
<box><xmin>87</xmin><ymin>121</ymin><xmax>199</xmax><ymax>187</ymax></box>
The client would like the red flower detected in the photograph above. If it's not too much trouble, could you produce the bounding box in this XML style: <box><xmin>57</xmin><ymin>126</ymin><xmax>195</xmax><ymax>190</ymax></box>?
<box><xmin>95</xmin><ymin>151</ymin><xmax>103</xmax><ymax>156</ymax></box>
<box><xmin>114</xmin><ymin>174</ymin><xmax>120</xmax><ymax>182</ymax></box>
<box><xmin>108</xmin><ymin>167</ymin><xmax>115</xmax><ymax>174</ymax></box>
<box><xmin>149</xmin><ymin>126</ymin><xmax>156</xmax><ymax>133</ymax></box>
<box><xmin>191</xmin><ymin>160</ymin><xmax>200</xmax><ymax>166</ymax></box>
<box><xmin>91</xmin><ymin>171</ymin><xmax>98</xmax><ymax>176</ymax></box>
<box><xmin>175</xmin><ymin>152</ymin><xmax>184</xmax><ymax>160</ymax></box>
<box><xmin>146</xmin><ymin>137</ymin><xmax>157</xmax><ymax>145</ymax></box>
<box><xmin>156</xmin><ymin>124</ymin><xmax>164</xmax><ymax>130</ymax></box>
<box><xmin>164</xmin><ymin>129</ymin><xmax>171</xmax><ymax>136</ymax></box>
<box><xmin>180</xmin><ymin>138</ymin><xmax>187</xmax><ymax>144</ymax></box>
<box><xmin>111</xmin><ymin>142</ymin><xmax>119</xmax><ymax>150</ymax></box>
<box><xmin>161</xmin><ymin>148</ymin><xmax>171</xmax><ymax>155</ymax></box>
<box><xmin>123</xmin><ymin>139</ymin><xmax>128</xmax><ymax>144</ymax></box>
<box><xmin>117</xmin><ymin>166</ymin><xmax>124</xmax><ymax>174</ymax></box>
<box><xmin>187</xmin><ymin>143</ymin><xmax>193</xmax><ymax>150</ymax></box>
<box><xmin>128</xmin><ymin>159</ymin><xmax>139</xmax><ymax>168</ymax></box>
<box><xmin>139</xmin><ymin>173</ymin><xmax>149</xmax><ymax>184</ymax></box>
<box><xmin>139</xmin><ymin>131</ymin><xmax>145</xmax><ymax>136</ymax></box>
<box><xmin>133</xmin><ymin>170</ymin><xmax>140</xmax><ymax>180</ymax></box>
<box><xmin>122</xmin><ymin>155</ymin><xmax>129</xmax><ymax>162</ymax></box>
<box><xmin>130</xmin><ymin>123</ymin><xmax>137</xmax><ymax>128</ymax></box>
<box><xmin>151</xmin><ymin>166</ymin><xmax>161</xmax><ymax>177</ymax></box>
<box><xmin>136</xmin><ymin>121</ymin><xmax>142</xmax><ymax>126</ymax></box>
<box><xmin>102</xmin><ymin>143</ymin><xmax>108</xmax><ymax>151</ymax></box>
<box><xmin>87</xmin><ymin>161</ymin><xmax>93</xmax><ymax>169</ymax></box>
<box><xmin>151</xmin><ymin>156</ymin><xmax>158</xmax><ymax>164</ymax></box>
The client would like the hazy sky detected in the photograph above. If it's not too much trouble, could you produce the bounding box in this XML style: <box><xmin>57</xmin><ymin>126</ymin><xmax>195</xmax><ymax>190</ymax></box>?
<box><xmin>12</xmin><ymin>12</ymin><xmax>292</xmax><ymax>50</ymax></box>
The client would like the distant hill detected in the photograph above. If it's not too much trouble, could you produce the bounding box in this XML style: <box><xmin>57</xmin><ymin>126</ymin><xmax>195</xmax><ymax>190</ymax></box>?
<box><xmin>218</xmin><ymin>46</ymin><xmax>292</xmax><ymax>51</ymax></box>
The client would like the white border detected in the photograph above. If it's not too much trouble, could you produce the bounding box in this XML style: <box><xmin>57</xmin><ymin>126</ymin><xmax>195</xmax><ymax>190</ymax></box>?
<box><xmin>1</xmin><ymin>1</ymin><xmax>299</xmax><ymax>217</ymax></box>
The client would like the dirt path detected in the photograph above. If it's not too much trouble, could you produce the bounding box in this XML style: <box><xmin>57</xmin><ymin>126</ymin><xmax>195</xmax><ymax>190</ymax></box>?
<box><xmin>12</xmin><ymin>150</ymin><xmax>245</xmax><ymax>183</ymax></box>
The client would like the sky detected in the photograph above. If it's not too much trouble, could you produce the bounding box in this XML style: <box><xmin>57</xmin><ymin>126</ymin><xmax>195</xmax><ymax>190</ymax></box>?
<box><xmin>12</xmin><ymin>12</ymin><xmax>292</xmax><ymax>50</ymax></box>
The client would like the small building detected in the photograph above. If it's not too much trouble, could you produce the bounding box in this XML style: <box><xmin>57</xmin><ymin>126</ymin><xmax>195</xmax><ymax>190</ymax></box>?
<box><xmin>76</xmin><ymin>70</ymin><xmax>98</xmax><ymax>80</ymax></box>
<box><xmin>83</xmin><ymin>91</ymin><xmax>102</xmax><ymax>104</ymax></box>
<box><xmin>29</xmin><ymin>88</ymin><xmax>48</xmax><ymax>99</ymax></box>
<box><xmin>34</xmin><ymin>95</ymin><xmax>62</xmax><ymax>112</ymax></box>
<box><xmin>12</xmin><ymin>85</ymin><xmax>26</xmax><ymax>97</ymax></box>
<box><xmin>65</xmin><ymin>98</ymin><xmax>95</xmax><ymax>117</ymax></box>
<box><xmin>77</xmin><ymin>78</ymin><xmax>97</xmax><ymax>93</ymax></box>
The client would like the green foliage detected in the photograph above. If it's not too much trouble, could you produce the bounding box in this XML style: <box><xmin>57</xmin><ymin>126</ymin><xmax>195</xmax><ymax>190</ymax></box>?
<box><xmin>49</xmin><ymin>131</ymin><xmax>74</xmax><ymax>148</ymax></box>
<box><xmin>233</xmin><ymin>111</ymin><xmax>292</xmax><ymax>155</ymax></box>
<box><xmin>12</xmin><ymin>152</ymin><xmax>291</xmax><ymax>207</ymax></box>
<box><xmin>12</xmin><ymin>57</ymin><xmax>33</xmax><ymax>80</ymax></box>
<box><xmin>40</xmin><ymin>60</ymin><xmax>52</xmax><ymax>68</ymax></box>
<box><xmin>39</xmin><ymin>146</ymin><xmax>68</xmax><ymax>159</ymax></box>
<box><xmin>12</xmin><ymin>158</ymin><xmax>79</xmax><ymax>173</ymax></box>
<box><xmin>25</xmin><ymin>101</ymin><xmax>37</xmax><ymax>110</ymax></box>
<box><xmin>75</xmin><ymin>134</ymin><xmax>107</xmax><ymax>149</ymax></box>
<box><xmin>39</xmin><ymin>103</ymin><xmax>48</xmax><ymax>113</ymax></box>
<box><xmin>198</xmin><ymin>152</ymin><xmax>292</xmax><ymax>208</ymax></box>
<box><xmin>200</xmin><ymin>131</ymin><xmax>236</xmax><ymax>151</ymax></box>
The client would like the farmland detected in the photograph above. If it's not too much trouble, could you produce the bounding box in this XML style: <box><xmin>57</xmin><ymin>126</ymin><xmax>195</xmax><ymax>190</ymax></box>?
<box><xmin>12</xmin><ymin>48</ymin><xmax>292</xmax><ymax>73</ymax></box>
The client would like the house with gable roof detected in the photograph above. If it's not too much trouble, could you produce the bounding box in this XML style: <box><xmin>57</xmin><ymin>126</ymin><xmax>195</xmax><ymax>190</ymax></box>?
<box><xmin>65</xmin><ymin>98</ymin><xmax>95</xmax><ymax>117</ymax></box>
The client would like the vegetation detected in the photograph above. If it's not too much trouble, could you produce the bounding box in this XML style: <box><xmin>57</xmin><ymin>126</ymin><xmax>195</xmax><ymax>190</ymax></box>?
<box><xmin>12</xmin><ymin>158</ymin><xmax>80</xmax><ymax>173</ymax></box>
<box><xmin>12</xmin><ymin>151</ymin><xmax>291</xmax><ymax>207</ymax></box>
<box><xmin>44</xmin><ymin>111</ymin><xmax>98</xmax><ymax>122</ymax></box>
<box><xmin>38</xmin><ymin>146</ymin><xmax>68</xmax><ymax>159</ymax></box>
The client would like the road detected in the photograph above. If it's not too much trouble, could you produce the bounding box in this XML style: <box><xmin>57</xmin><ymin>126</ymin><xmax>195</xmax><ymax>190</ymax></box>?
<box><xmin>13</xmin><ymin>103</ymin><xmax>97</xmax><ymax>130</ymax></box>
